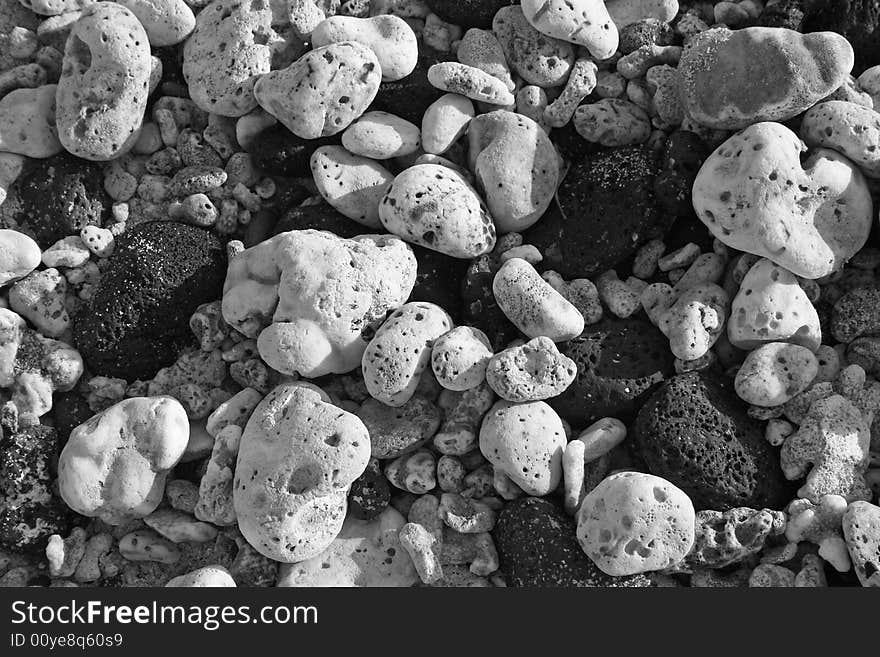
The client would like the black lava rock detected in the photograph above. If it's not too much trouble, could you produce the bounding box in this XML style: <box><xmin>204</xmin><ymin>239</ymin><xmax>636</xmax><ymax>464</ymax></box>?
<box><xmin>272</xmin><ymin>200</ymin><xmax>364</xmax><ymax>238</ymax></box>
<box><xmin>618</xmin><ymin>18</ymin><xmax>676</xmax><ymax>54</ymax></box>
<box><xmin>548</xmin><ymin>120</ymin><xmax>605</xmax><ymax>164</ymax></box>
<box><xmin>347</xmin><ymin>458</ymin><xmax>390</xmax><ymax>520</ymax></box>
<box><xmin>14</xmin><ymin>152</ymin><xmax>110</xmax><ymax>247</ymax></box>
<box><xmin>806</xmin><ymin>0</ymin><xmax>880</xmax><ymax>72</ymax></box>
<box><xmin>758</xmin><ymin>0</ymin><xmax>808</xmax><ymax>30</ymax></box>
<box><xmin>551</xmin><ymin>317</ymin><xmax>674</xmax><ymax>428</ymax></box>
<box><xmin>247</xmin><ymin>124</ymin><xmax>340</xmax><ymax>177</ymax></box>
<box><xmin>632</xmin><ymin>372</ymin><xmax>793</xmax><ymax>511</ymax></box>
<box><xmin>409</xmin><ymin>245</ymin><xmax>468</xmax><ymax>322</ymax></box>
<box><xmin>73</xmin><ymin>222</ymin><xmax>227</xmax><ymax>382</ymax></box>
<box><xmin>461</xmin><ymin>253</ymin><xmax>520</xmax><ymax>351</ymax></box>
<box><xmin>51</xmin><ymin>391</ymin><xmax>94</xmax><ymax>447</ymax></box>
<box><xmin>831</xmin><ymin>286</ymin><xmax>880</xmax><ymax>342</ymax></box>
<box><xmin>0</xmin><ymin>423</ymin><xmax>70</xmax><ymax>552</ymax></box>
<box><xmin>493</xmin><ymin>497</ymin><xmax>653</xmax><ymax>587</ymax></box>
<box><xmin>537</xmin><ymin>146</ymin><xmax>672</xmax><ymax>279</ymax></box>
<box><xmin>370</xmin><ymin>50</ymin><xmax>450</xmax><ymax>124</ymax></box>
<box><xmin>655</xmin><ymin>130</ymin><xmax>710</xmax><ymax>220</ymax></box>
<box><xmin>425</xmin><ymin>0</ymin><xmax>515</xmax><ymax>29</ymax></box>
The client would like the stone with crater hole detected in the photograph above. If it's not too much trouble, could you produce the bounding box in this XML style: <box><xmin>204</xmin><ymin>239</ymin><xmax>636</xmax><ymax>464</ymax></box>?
<box><xmin>233</xmin><ymin>384</ymin><xmax>371</xmax><ymax>563</ymax></box>
<box><xmin>576</xmin><ymin>471</ymin><xmax>695</xmax><ymax>576</ymax></box>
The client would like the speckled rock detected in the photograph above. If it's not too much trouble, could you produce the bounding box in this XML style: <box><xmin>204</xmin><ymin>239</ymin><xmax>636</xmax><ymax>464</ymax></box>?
<box><xmin>842</xmin><ymin>501</ymin><xmax>880</xmax><ymax>587</ymax></box>
<box><xmin>520</xmin><ymin>0</ymin><xmax>619</xmax><ymax>60</ymax></box>
<box><xmin>431</xmin><ymin>326</ymin><xmax>493</xmax><ymax>391</ymax></box>
<box><xmin>55</xmin><ymin>2</ymin><xmax>152</xmax><ymax>160</ymax></box>
<box><xmin>493</xmin><ymin>497</ymin><xmax>653</xmax><ymax>587</ymax></box>
<box><xmin>728</xmin><ymin>258</ymin><xmax>823</xmax><ymax>352</ymax></box>
<box><xmin>577</xmin><ymin>472</ymin><xmax>695</xmax><ymax>575</ymax></box>
<box><xmin>12</xmin><ymin>151</ymin><xmax>109</xmax><ymax>248</ymax></box>
<box><xmin>182</xmin><ymin>0</ymin><xmax>275</xmax><ymax>116</ymax></box>
<box><xmin>551</xmin><ymin>317</ymin><xmax>673</xmax><ymax>427</ymax></box>
<box><xmin>73</xmin><ymin>222</ymin><xmax>227</xmax><ymax>381</ymax></box>
<box><xmin>492</xmin><ymin>258</ymin><xmax>584</xmax><ymax>342</ymax></box>
<box><xmin>254</xmin><ymin>41</ymin><xmax>381</xmax><ymax>139</ymax></box>
<box><xmin>362</xmin><ymin>302</ymin><xmax>453</xmax><ymax>407</ymax></box>
<box><xmin>801</xmin><ymin>101</ymin><xmax>880</xmax><ymax>179</ymax></box>
<box><xmin>276</xmin><ymin>507</ymin><xmax>418</xmax><ymax>586</ymax></box>
<box><xmin>492</xmin><ymin>5</ymin><xmax>575</xmax><ymax>88</ymax></box>
<box><xmin>734</xmin><ymin>342</ymin><xmax>819</xmax><ymax>407</ymax></box>
<box><xmin>678</xmin><ymin>27</ymin><xmax>854</xmax><ymax>130</ymax></box>
<box><xmin>379</xmin><ymin>164</ymin><xmax>496</xmax><ymax>258</ymax></box>
<box><xmin>479</xmin><ymin>400</ymin><xmax>567</xmax><ymax>496</ymax></box>
<box><xmin>633</xmin><ymin>372</ymin><xmax>792</xmax><ymax>511</ymax></box>
<box><xmin>0</xmin><ymin>423</ymin><xmax>70</xmax><ymax>552</ymax></box>
<box><xmin>222</xmin><ymin>229</ymin><xmax>416</xmax><ymax>378</ymax></box>
<box><xmin>234</xmin><ymin>384</ymin><xmax>371</xmax><ymax>563</ymax></box>
<box><xmin>467</xmin><ymin>110</ymin><xmax>558</xmax><ymax>233</ymax></box>
<box><xmin>58</xmin><ymin>396</ymin><xmax>189</xmax><ymax>525</ymax></box>
<box><xmin>311</xmin><ymin>14</ymin><xmax>418</xmax><ymax>82</ymax></box>
<box><xmin>692</xmin><ymin>121</ymin><xmax>873</xmax><ymax>279</ymax></box>
<box><xmin>486</xmin><ymin>336</ymin><xmax>577</xmax><ymax>402</ymax></box>
<box><xmin>356</xmin><ymin>395</ymin><xmax>442</xmax><ymax>459</ymax></box>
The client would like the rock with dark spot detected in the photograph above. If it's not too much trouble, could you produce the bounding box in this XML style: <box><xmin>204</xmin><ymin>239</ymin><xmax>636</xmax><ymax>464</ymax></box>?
<box><xmin>426</xmin><ymin>0</ymin><xmax>515</xmax><ymax>29</ymax></box>
<box><xmin>73</xmin><ymin>222</ymin><xmax>227</xmax><ymax>382</ymax></box>
<box><xmin>13</xmin><ymin>152</ymin><xmax>109</xmax><ymax>248</ymax></box>
<box><xmin>0</xmin><ymin>423</ymin><xmax>70</xmax><ymax>553</ymax></box>
<box><xmin>532</xmin><ymin>146</ymin><xmax>671</xmax><ymax>279</ymax></box>
<box><xmin>633</xmin><ymin>372</ymin><xmax>793</xmax><ymax>511</ymax></box>
<box><xmin>247</xmin><ymin>124</ymin><xmax>340</xmax><ymax>177</ymax></box>
<box><xmin>461</xmin><ymin>253</ymin><xmax>520</xmax><ymax>351</ymax></box>
<box><xmin>347</xmin><ymin>458</ymin><xmax>390</xmax><ymax>520</ymax></box>
<box><xmin>551</xmin><ymin>317</ymin><xmax>674</xmax><ymax>428</ymax></box>
<box><xmin>493</xmin><ymin>497</ymin><xmax>653</xmax><ymax>587</ymax></box>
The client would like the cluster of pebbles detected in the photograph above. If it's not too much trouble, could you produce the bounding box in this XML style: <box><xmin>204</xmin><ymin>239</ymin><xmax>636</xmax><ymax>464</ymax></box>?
<box><xmin>1</xmin><ymin>0</ymin><xmax>880</xmax><ymax>588</ymax></box>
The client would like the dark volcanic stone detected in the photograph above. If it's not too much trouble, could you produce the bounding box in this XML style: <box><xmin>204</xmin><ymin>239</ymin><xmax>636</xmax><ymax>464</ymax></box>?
<box><xmin>347</xmin><ymin>458</ymin><xmax>390</xmax><ymax>521</ymax></box>
<box><xmin>73</xmin><ymin>222</ymin><xmax>227</xmax><ymax>382</ymax></box>
<box><xmin>544</xmin><ymin>146</ymin><xmax>672</xmax><ymax>278</ymax></box>
<box><xmin>409</xmin><ymin>245</ymin><xmax>468</xmax><ymax>321</ymax></box>
<box><xmin>370</xmin><ymin>51</ymin><xmax>450</xmax><ymax>124</ymax></box>
<box><xmin>551</xmin><ymin>317</ymin><xmax>674</xmax><ymax>428</ymax></box>
<box><xmin>758</xmin><ymin>0</ymin><xmax>807</xmax><ymax>30</ymax></box>
<box><xmin>831</xmin><ymin>286</ymin><xmax>880</xmax><ymax>342</ymax></box>
<box><xmin>461</xmin><ymin>253</ymin><xmax>520</xmax><ymax>351</ymax></box>
<box><xmin>493</xmin><ymin>497</ymin><xmax>653</xmax><ymax>587</ymax></box>
<box><xmin>51</xmin><ymin>391</ymin><xmax>94</xmax><ymax>447</ymax></box>
<box><xmin>0</xmin><ymin>423</ymin><xmax>70</xmax><ymax>552</ymax></box>
<box><xmin>14</xmin><ymin>152</ymin><xmax>110</xmax><ymax>247</ymax></box>
<box><xmin>618</xmin><ymin>18</ymin><xmax>676</xmax><ymax>54</ymax></box>
<box><xmin>806</xmin><ymin>0</ymin><xmax>880</xmax><ymax>72</ymax></box>
<box><xmin>655</xmin><ymin>130</ymin><xmax>710</xmax><ymax>220</ymax></box>
<box><xmin>247</xmin><ymin>124</ymin><xmax>340</xmax><ymax>177</ymax></box>
<box><xmin>632</xmin><ymin>372</ymin><xmax>793</xmax><ymax>511</ymax></box>
<box><xmin>425</xmin><ymin>0</ymin><xmax>515</xmax><ymax>29</ymax></box>
<box><xmin>272</xmin><ymin>200</ymin><xmax>364</xmax><ymax>238</ymax></box>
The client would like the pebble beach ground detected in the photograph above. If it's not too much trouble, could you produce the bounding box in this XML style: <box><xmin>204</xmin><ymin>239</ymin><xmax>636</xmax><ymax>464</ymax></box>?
<box><xmin>1</xmin><ymin>0</ymin><xmax>879</xmax><ymax>589</ymax></box>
